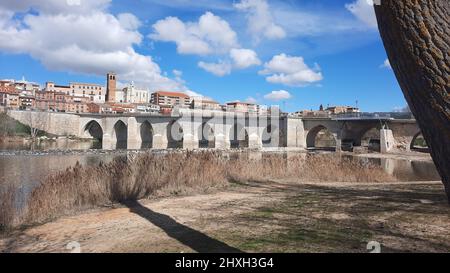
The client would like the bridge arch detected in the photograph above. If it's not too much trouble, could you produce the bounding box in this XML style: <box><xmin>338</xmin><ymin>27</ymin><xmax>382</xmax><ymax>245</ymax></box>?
<box><xmin>359</xmin><ymin>127</ymin><xmax>381</xmax><ymax>151</ymax></box>
<box><xmin>167</xmin><ymin>120</ymin><xmax>184</xmax><ymax>149</ymax></box>
<box><xmin>83</xmin><ymin>120</ymin><xmax>103</xmax><ymax>142</ymax></box>
<box><xmin>230</xmin><ymin>123</ymin><xmax>249</xmax><ymax>149</ymax></box>
<box><xmin>306</xmin><ymin>125</ymin><xmax>336</xmax><ymax>150</ymax></box>
<box><xmin>262</xmin><ymin>124</ymin><xmax>278</xmax><ymax>147</ymax></box>
<box><xmin>113</xmin><ymin>120</ymin><xmax>127</xmax><ymax>149</ymax></box>
<box><xmin>199</xmin><ymin>122</ymin><xmax>215</xmax><ymax>149</ymax></box>
<box><xmin>410</xmin><ymin>132</ymin><xmax>428</xmax><ymax>152</ymax></box>
<box><xmin>140</xmin><ymin>121</ymin><xmax>154</xmax><ymax>149</ymax></box>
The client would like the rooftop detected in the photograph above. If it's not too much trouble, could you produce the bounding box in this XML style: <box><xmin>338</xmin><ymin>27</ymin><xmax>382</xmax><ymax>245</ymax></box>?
<box><xmin>153</xmin><ymin>91</ymin><xmax>190</xmax><ymax>98</ymax></box>
<box><xmin>226</xmin><ymin>101</ymin><xmax>256</xmax><ymax>106</ymax></box>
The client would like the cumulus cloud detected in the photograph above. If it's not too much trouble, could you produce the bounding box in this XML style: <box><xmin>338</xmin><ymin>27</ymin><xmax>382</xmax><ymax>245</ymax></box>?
<box><xmin>264</xmin><ymin>90</ymin><xmax>292</xmax><ymax>101</ymax></box>
<box><xmin>0</xmin><ymin>1</ymin><xmax>198</xmax><ymax>95</ymax></box>
<box><xmin>259</xmin><ymin>54</ymin><xmax>323</xmax><ymax>87</ymax></box>
<box><xmin>0</xmin><ymin>0</ymin><xmax>111</xmax><ymax>14</ymax></box>
<box><xmin>117</xmin><ymin>13</ymin><xmax>142</xmax><ymax>30</ymax></box>
<box><xmin>245</xmin><ymin>96</ymin><xmax>258</xmax><ymax>104</ymax></box>
<box><xmin>230</xmin><ymin>48</ymin><xmax>261</xmax><ymax>69</ymax></box>
<box><xmin>150</xmin><ymin>12</ymin><xmax>239</xmax><ymax>55</ymax></box>
<box><xmin>150</xmin><ymin>10</ymin><xmax>262</xmax><ymax>77</ymax></box>
<box><xmin>345</xmin><ymin>0</ymin><xmax>378</xmax><ymax>28</ymax></box>
<box><xmin>198</xmin><ymin>48</ymin><xmax>261</xmax><ymax>76</ymax></box>
<box><xmin>198</xmin><ymin>61</ymin><xmax>232</xmax><ymax>77</ymax></box>
<box><xmin>380</xmin><ymin>59</ymin><xmax>392</xmax><ymax>69</ymax></box>
<box><xmin>234</xmin><ymin>0</ymin><xmax>286</xmax><ymax>41</ymax></box>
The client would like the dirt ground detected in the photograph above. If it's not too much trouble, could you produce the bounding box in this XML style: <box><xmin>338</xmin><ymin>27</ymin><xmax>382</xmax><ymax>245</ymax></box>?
<box><xmin>1</xmin><ymin>179</ymin><xmax>449</xmax><ymax>253</ymax></box>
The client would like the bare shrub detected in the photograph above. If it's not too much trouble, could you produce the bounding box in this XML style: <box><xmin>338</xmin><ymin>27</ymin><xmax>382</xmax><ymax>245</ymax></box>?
<box><xmin>0</xmin><ymin>186</ymin><xmax>16</xmax><ymax>231</ymax></box>
<box><xmin>225</xmin><ymin>153</ymin><xmax>395</xmax><ymax>183</ymax></box>
<box><xmin>2</xmin><ymin>151</ymin><xmax>396</xmax><ymax>228</ymax></box>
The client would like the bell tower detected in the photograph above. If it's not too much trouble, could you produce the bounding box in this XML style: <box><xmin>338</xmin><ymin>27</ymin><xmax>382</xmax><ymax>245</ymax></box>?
<box><xmin>106</xmin><ymin>72</ymin><xmax>116</xmax><ymax>103</ymax></box>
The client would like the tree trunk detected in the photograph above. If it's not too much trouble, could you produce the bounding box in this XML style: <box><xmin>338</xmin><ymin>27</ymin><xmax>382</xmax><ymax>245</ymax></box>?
<box><xmin>374</xmin><ymin>1</ymin><xmax>450</xmax><ymax>202</ymax></box>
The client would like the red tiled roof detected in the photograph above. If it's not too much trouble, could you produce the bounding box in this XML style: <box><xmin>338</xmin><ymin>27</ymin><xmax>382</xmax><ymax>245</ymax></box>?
<box><xmin>153</xmin><ymin>91</ymin><xmax>190</xmax><ymax>98</ymax></box>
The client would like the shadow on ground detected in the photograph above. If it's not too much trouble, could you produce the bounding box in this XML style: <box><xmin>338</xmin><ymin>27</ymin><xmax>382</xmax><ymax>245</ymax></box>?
<box><xmin>122</xmin><ymin>200</ymin><xmax>243</xmax><ymax>253</ymax></box>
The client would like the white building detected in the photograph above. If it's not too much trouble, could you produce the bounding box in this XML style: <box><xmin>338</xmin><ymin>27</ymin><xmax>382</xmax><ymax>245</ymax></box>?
<box><xmin>116</xmin><ymin>82</ymin><xmax>149</xmax><ymax>104</ymax></box>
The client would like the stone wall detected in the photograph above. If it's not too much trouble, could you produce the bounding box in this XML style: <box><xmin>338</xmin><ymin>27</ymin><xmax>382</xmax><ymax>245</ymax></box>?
<box><xmin>7</xmin><ymin>110</ymin><xmax>81</xmax><ymax>136</ymax></box>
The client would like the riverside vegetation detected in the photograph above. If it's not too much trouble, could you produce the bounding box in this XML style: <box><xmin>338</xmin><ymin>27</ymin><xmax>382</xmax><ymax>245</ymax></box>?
<box><xmin>0</xmin><ymin>151</ymin><xmax>397</xmax><ymax>231</ymax></box>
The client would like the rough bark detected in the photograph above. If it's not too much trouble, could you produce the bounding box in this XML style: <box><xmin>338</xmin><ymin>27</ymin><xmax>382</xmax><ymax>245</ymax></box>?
<box><xmin>374</xmin><ymin>0</ymin><xmax>450</xmax><ymax>202</ymax></box>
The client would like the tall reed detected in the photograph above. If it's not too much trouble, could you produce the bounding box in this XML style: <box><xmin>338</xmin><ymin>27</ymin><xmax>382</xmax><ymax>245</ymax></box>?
<box><xmin>0</xmin><ymin>151</ymin><xmax>396</xmax><ymax>229</ymax></box>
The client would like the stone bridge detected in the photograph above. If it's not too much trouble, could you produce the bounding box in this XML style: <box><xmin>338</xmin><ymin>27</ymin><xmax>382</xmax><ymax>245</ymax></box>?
<box><xmin>7</xmin><ymin>110</ymin><xmax>422</xmax><ymax>153</ymax></box>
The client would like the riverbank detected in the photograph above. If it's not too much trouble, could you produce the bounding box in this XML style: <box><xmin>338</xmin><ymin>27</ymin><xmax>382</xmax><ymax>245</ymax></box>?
<box><xmin>1</xmin><ymin>179</ymin><xmax>448</xmax><ymax>253</ymax></box>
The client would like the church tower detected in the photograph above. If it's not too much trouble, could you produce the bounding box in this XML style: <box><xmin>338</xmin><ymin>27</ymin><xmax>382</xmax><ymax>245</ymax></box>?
<box><xmin>106</xmin><ymin>72</ymin><xmax>116</xmax><ymax>103</ymax></box>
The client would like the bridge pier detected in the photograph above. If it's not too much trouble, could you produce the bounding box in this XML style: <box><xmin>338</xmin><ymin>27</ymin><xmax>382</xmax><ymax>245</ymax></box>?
<box><xmin>102</xmin><ymin>133</ymin><xmax>115</xmax><ymax>150</ymax></box>
<box><xmin>127</xmin><ymin>118</ymin><xmax>141</xmax><ymax>150</ymax></box>
<box><xmin>285</xmin><ymin>118</ymin><xmax>306</xmax><ymax>149</ymax></box>
<box><xmin>151</xmin><ymin>122</ymin><xmax>169</xmax><ymax>149</ymax></box>
<box><xmin>335</xmin><ymin>134</ymin><xmax>342</xmax><ymax>153</ymax></box>
<box><xmin>212</xmin><ymin>120</ymin><xmax>232</xmax><ymax>149</ymax></box>
<box><xmin>380</xmin><ymin>129</ymin><xmax>395</xmax><ymax>153</ymax></box>
<box><xmin>178</xmin><ymin>119</ymin><xmax>200</xmax><ymax>150</ymax></box>
<box><xmin>248</xmin><ymin>133</ymin><xmax>262</xmax><ymax>149</ymax></box>
<box><xmin>248</xmin><ymin>121</ymin><xmax>262</xmax><ymax>149</ymax></box>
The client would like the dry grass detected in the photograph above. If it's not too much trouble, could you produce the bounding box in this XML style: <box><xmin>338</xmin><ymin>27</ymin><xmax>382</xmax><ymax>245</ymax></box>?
<box><xmin>0</xmin><ymin>186</ymin><xmax>17</xmax><ymax>231</ymax></box>
<box><xmin>0</xmin><ymin>151</ymin><xmax>396</xmax><ymax>230</ymax></box>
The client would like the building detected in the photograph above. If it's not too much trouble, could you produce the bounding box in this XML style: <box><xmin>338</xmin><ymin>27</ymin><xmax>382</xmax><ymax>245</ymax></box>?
<box><xmin>124</xmin><ymin>82</ymin><xmax>149</xmax><ymax>104</ymax></box>
<box><xmin>19</xmin><ymin>95</ymin><xmax>35</xmax><ymax>110</ymax></box>
<box><xmin>108</xmin><ymin>103</ymin><xmax>136</xmax><ymax>114</ymax></box>
<box><xmin>115</xmin><ymin>82</ymin><xmax>149</xmax><ymax>104</ymax></box>
<box><xmin>86</xmin><ymin>103</ymin><xmax>101</xmax><ymax>114</ymax></box>
<box><xmin>64</xmin><ymin>95</ymin><xmax>89</xmax><ymax>113</ymax></box>
<box><xmin>45</xmin><ymin>82</ymin><xmax>106</xmax><ymax>104</ymax></box>
<box><xmin>0</xmin><ymin>80</ymin><xmax>16</xmax><ymax>107</ymax></box>
<box><xmin>326</xmin><ymin>106</ymin><xmax>360</xmax><ymax>115</ymax></box>
<box><xmin>5</xmin><ymin>91</ymin><xmax>20</xmax><ymax>109</ymax></box>
<box><xmin>70</xmin><ymin>83</ymin><xmax>106</xmax><ymax>103</ymax></box>
<box><xmin>14</xmin><ymin>78</ymin><xmax>40</xmax><ymax>95</ymax></box>
<box><xmin>135</xmin><ymin>104</ymin><xmax>160</xmax><ymax>114</ymax></box>
<box><xmin>1</xmin><ymin>79</ymin><xmax>39</xmax><ymax>109</ymax></box>
<box><xmin>225</xmin><ymin>101</ymin><xmax>258</xmax><ymax>113</ymax></box>
<box><xmin>190</xmin><ymin>98</ymin><xmax>221</xmax><ymax>110</ymax></box>
<box><xmin>151</xmin><ymin>91</ymin><xmax>191</xmax><ymax>108</ymax></box>
<box><xmin>106</xmin><ymin>72</ymin><xmax>116</xmax><ymax>103</ymax></box>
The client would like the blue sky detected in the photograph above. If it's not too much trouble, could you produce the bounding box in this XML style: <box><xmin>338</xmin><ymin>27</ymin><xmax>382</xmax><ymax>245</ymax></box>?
<box><xmin>0</xmin><ymin>0</ymin><xmax>406</xmax><ymax>112</ymax></box>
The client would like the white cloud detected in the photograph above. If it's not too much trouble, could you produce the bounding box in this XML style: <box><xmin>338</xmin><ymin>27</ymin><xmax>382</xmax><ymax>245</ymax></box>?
<box><xmin>198</xmin><ymin>61</ymin><xmax>232</xmax><ymax>77</ymax></box>
<box><xmin>259</xmin><ymin>54</ymin><xmax>323</xmax><ymax>87</ymax></box>
<box><xmin>245</xmin><ymin>96</ymin><xmax>258</xmax><ymax>104</ymax></box>
<box><xmin>234</xmin><ymin>0</ymin><xmax>286</xmax><ymax>41</ymax></box>
<box><xmin>345</xmin><ymin>0</ymin><xmax>378</xmax><ymax>28</ymax></box>
<box><xmin>150</xmin><ymin>12</ymin><xmax>239</xmax><ymax>55</ymax></box>
<box><xmin>230</xmin><ymin>48</ymin><xmax>261</xmax><ymax>69</ymax></box>
<box><xmin>264</xmin><ymin>90</ymin><xmax>292</xmax><ymax>101</ymax></box>
<box><xmin>380</xmin><ymin>59</ymin><xmax>392</xmax><ymax>69</ymax></box>
<box><xmin>199</xmin><ymin>49</ymin><xmax>261</xmax><ymax>76</ymax></box>
<box><xmin>173</xmin><ymin>69</ymin><xmax>183</xmax><ymax>78</ymax></box>
<box><xmin>0</xmin><ymin>2</ymin><xmax>198</xmax><ymax>95</ymax></box>
<box><xmin>0</xmin><ymin>0</ymin><xmax>111</xmax><ymax>14</ymax></box>
<box><xmin>117</xmin><ymin>13</ymin><xmax>142</xmax><ymax>30</ymax></box>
